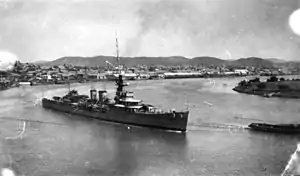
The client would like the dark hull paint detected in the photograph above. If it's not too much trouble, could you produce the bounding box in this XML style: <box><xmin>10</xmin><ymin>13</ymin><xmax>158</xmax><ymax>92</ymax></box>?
<box><xmin>42</xmin><ymin>98</ymin><xmax>189</xmax><ymax>132</ymax></box>
<box><xmin>232</xmin><ymin>87</ymin><xmax>269</xmax><ymax>97</ymax></box>
<box><xmin>248</xmin><ymin>123</ymin><xmax>300</xmax><ymax>134</ymax></box>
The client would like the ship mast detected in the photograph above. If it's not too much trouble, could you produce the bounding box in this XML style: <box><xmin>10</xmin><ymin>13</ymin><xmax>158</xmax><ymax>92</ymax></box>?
<box><xmin>115</xmin><ymin>31</ymin><xmax>120</xmax><ymax>75</ymax></box>
<box><xmin>185</xmin><ymin>93</ymin><xmax>190</xmax><ymax>111</ymax></box>
<box><xmin>67</xmin><ymin>79</ymin><xmax>71</xmax><ymax>92</ymax></box>
<box><xmin>114</xmin><ymin>31</ymin><xmax>128</xmax><ymax>101</ymax></box>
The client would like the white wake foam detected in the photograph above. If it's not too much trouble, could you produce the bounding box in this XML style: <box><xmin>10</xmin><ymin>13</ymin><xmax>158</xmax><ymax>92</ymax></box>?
<box><xmin>281</xmin><ymin>143</ymin><xmax>300</xmax><ymax>176</ymax></box>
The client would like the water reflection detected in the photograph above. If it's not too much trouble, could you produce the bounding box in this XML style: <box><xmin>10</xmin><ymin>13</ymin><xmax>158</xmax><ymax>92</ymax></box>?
<box><xmin>246</xmin><ymin>131</ymin><xmax>300</xmax><ymax>175</ymax></box>
<box><xmin>103</xmin><ymin>127</ymin><xmax>188</xmax><ymax>176</ymax></box>
<box><xmin>106</xmin><ymin>128</ymin><xmax>186</xmax><ymax>175</ymax></box>
<box><xmin>2</xmin><ymin>77</ymin><xmax>300</xmax><ymax>175</ymax></box>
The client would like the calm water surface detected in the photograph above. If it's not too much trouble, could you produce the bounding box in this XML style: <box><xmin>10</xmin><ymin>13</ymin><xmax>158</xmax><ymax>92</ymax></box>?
<box><xmin>0</xmin><ymin>77</ymin><xmax>300</xmax><ymax>176</ymax></box>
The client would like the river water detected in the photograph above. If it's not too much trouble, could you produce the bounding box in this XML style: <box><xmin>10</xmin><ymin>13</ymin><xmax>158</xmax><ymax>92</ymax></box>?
<box><xmin>0</xmin><ymin>76</ymin><xmax>300</xmax><ymax>176</ymax></box>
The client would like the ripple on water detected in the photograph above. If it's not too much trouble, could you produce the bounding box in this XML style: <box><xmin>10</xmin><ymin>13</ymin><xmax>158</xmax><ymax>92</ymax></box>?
<box><xmin>0</xmin><ymin>78</ymin><xmax>299</xmax><ymax>175</ymax></box>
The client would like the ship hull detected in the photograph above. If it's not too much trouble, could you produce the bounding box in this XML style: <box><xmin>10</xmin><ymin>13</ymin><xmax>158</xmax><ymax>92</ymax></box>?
<box><xmin>248</xmin><ymin>123</ymin><xmax>300</xmax><ymax>134</ymax></box>
<box><xmin>42</xmin><ymin>98</ymin><xmax>188</xmax><ymax>132</ymax></box>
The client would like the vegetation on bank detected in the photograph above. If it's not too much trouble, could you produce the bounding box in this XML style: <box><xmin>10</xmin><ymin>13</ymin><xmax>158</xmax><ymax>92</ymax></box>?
<box><xmin>233</xmin><ymin>76</ymin><xmax>300</xmax><ymax>98</ymax></box>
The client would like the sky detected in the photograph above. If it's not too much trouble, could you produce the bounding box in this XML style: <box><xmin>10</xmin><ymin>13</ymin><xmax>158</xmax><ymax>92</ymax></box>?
<box><xmin>0</xmin><ymin>0</ymin><xmax>300</xmax><ymax>62</ymax></box>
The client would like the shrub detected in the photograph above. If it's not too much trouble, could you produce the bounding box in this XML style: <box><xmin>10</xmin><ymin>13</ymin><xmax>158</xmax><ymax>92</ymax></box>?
<box><xmin>249</xmin><ymin>77</ymin><xmax>260</xmax><ymax>83</ymax></box>
<box><xmin>238</xmin><ymin>80</ymin><xmax>247</xmax><ymax>87</ymax></box>
<box><xmin>254</xmin><ymin>77</ymin><xmax>260</xmax><ymax>82</ymax></box>
<box><xmin>267</xmin><ymin>76</ymin><xmax>278</xmax><ymax>82</ymax></box>
<box><xmin>257</xmin><ymin>83</ymin><xmax>266</xmax><ymax>89</ymax></box>
<box><xmin>278</xmin><ymin>84</ymin><xmax>290</xmax><ymax>90</ymax></box>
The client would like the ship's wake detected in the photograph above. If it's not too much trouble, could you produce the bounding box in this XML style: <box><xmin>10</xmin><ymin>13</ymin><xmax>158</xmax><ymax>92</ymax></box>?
<box><xmin>0</xmin><ymin>119</ymin><xmax>26</xmax><ymax>176</ymax></box>
<box><xmin>189</xmin><ymin>122</ymin><xmax>248</xmax><ymax>131</ymax></box>
<box><xmin>281</xmin><ymin>143</ymin><xmax>300</xmax><ymax>176</ymax></box>
<box><xmin>232</xmin><ymin>116</ymin><xmax>265</xmax><ymax>122</ymax></box>
<box><xmin>33</xmin><ymin>96</ymin><xmax>43</xmax><ymax>106</ymax></box>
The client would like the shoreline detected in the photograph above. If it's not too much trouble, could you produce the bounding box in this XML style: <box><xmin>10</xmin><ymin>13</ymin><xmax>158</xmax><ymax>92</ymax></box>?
<box><xmin>28</xmin><ymin>74</ymin><xmax>299</xmax><ymax>86</ymax></box>
<box><xmin>2</xmin><ymin>74</ymin><xmax>300</xmax><ymax>91</ymax></box>
<box><xmin>27</xmin><ymin>75</ymin><xmax>245</xmax><ymax>87</ymax></box>
<box><xmin>232</xmin><ymin>87</ymin><xmax>300</xmax><ymax>99</ymax></box>
<box><xmin>23</xmin><ymin>74</ymin><xmax>254</xmax><ymax>84</ymax></box>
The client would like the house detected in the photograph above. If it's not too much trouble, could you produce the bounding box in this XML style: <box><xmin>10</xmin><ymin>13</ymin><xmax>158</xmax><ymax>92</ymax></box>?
<box><xmin>61</xmin><ymin>73</ymin><xmax>75</xmax><ymax>80</ymax></box>
<box><xmin>223</xmin><ymin>71</ymin><xmax>235</xmax><ymax>75</ymax></box>
<box><xmin>234</xmin><ymin>69</ymin><xmax>249</xmax><ymax>75</ymax></box>
<box><xmin>97</xmin><ymin>73</ymin><xmax>106</xmax><ymax>79</ymax></box>
<box><xmin>41</xmin><ymin>66</ymin><xmax>50</xmax><ymax>70</ymax></box>
<box><xmin>58</xmin><ymin>65</ymin><xmax>65</xmax><ymax>70</ymax></box>
<box><xmin>87</xmin><ymin>73</ymin><xmax>98</xmax><ymax>80</ymax></box>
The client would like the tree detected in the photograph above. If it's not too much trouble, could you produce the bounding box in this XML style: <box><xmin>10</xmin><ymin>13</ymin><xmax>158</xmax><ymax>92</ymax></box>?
<box><xmin>238</xmin><ymin>80</ymin><xmax>247</xmax><ymax>87</ymax></box>
<box><xmin>257</xmin><ymin>83</ymin><xmax>266</xmax><ymax>89</ymax></box>
<box><xmin>278</xmin><ymin>84</ymin><xmax>290</xmax><ymax>90</ymax></box>
<box><xmin>280</xmin><ymin>77</ymin><xmax>285</xmax><ymax>81</ymax></box>
<box><xmin>250</xmin><ymin>77</ymin><xmax>260</xmax><ymax>83</ymax></box>
<box><xmin>267</xmin><ymin>76</ymin><xmax>278</xmax><ymax>82</ymax></box>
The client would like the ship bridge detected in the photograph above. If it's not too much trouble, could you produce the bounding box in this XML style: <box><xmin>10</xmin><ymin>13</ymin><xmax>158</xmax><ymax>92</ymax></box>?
<box><xmin>121</xmin><ymin>91</ymin><xmax>134</xmax><ymax>98</ymax></box>
<box><xmin>119</xmin><ymin>91</ymin><xmax>141</xmax><ymax>102</ymax></box>
<box><xmin>119</xmin><ymin>97</ymin><xmax>141</xmax><ymax>103</ymax></box>
<box><xmin>114</xmin><ymin>74</ymin><xmax>143</xmax><ymax>109</ymax></box>
<box><xmin>114</xmin><ymin>90</ymin><xmax>143</xmax><ymax>109</ymax></box>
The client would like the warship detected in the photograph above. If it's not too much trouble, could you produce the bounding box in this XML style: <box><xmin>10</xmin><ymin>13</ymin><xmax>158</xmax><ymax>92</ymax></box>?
<box><xmin>42</xmin><ymin>74</ymin><xmax>189</xmax><ymax>132</ymax></box>
<box><xmin>41</xmin><ymin>34</ymin><xmax>189</xmax><ymax>132</ymax></box>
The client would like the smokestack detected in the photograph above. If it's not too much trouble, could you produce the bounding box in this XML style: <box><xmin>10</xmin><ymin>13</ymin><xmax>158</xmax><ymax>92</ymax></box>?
<box><xmin>98</xmin><ymin>90</ymin><xmax>107</xmax><ymax>104</ymax></box>
<box><xmin>90</xmin><ymin>89</ymin><xmax>97</xmax><ymax>100</ymax></box>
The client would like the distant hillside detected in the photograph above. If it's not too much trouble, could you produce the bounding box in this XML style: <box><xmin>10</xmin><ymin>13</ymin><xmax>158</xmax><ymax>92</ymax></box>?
<box><xmin>188</xmin><ymin>56</ymin><xmax>226</xmax><ymax>66</ymax></box>
<box><xmin>36</xmin><ymin>55</ymin><xmax>299</xmax><ymax>69</ymax></box>
<box><xmin>33</xmin><ymin>60</ymin><xmax>48</xmax><ymax>64</ymax></box>
<box><xmin>40</xmin><ymin>55</ymin><xmax>190</xmax><ymax>67</ymax></box>
<box><xmin>266</xmin><ymin>58</ymin><xmax>286</xmax><ymax>63</ymax></box>
<box><xmin>229</xmin><ymin>57</ymin><xmax>275</xmax><ymax>68</ymax></box>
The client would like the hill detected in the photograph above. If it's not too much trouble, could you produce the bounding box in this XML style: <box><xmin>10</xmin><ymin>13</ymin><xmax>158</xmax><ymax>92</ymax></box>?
<box><xmin>266</xmin><ymin>58</ymin><xmax>286</xmax><ymax>63</ymax></box>
<box><xmin>229</xmin><ymin>57</ymin><xmax>275</xmax><ymax>68</ymax></box>
<box><xmin>43</xmin><ymin>55</ymin><xmax>190</xmax><ymax>67</ymax></box>
<box><xmin>35</xmin><ymin>55</ymin><xmax>299</xmax><ymax>69</ymax></box>
<box><xmin>188</xmin><ymin>56</ymin><xmax>226</xmax><ymax>67</ymax></box>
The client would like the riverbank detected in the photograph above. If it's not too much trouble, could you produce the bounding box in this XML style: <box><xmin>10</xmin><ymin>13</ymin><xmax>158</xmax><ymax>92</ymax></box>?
<box><xmin>233</xmin><ymin>77</ymin><xmax>300</xmax><ymax>98</ymax></box>
<box><xmin>8</xmin><ymin>74</ymin><xmax>300</xmax><ymax>92</ymax></box>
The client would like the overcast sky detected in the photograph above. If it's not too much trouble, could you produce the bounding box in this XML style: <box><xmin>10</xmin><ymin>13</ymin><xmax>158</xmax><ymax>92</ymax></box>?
<box><xmin>0</xmin><ymin>0</ymin><xmax>299</xmax><ymax>61</ymax></box>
